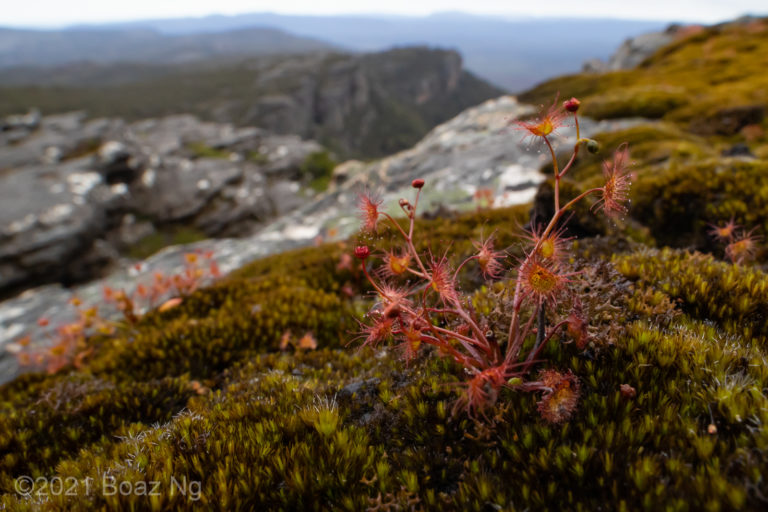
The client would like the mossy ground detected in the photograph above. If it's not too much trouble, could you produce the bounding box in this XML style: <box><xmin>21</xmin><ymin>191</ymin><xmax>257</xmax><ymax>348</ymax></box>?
<box><xmin>3</xmin><ymin>19</ymin><xmax>768</xmax><ymax>511</ymax></box>
<box><xmin>3</xmin><ymin>195</ymin><xmax>767</xmax><ymax>510</ymax></box>
<box><xmin>520</xmin><ymin>19</ymin><xmax>768</xmax><ymax>145</ymax></box>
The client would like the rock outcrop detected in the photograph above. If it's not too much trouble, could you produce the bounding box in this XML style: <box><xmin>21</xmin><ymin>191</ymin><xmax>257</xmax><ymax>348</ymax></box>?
<box><xmin>582</xmin><ymin>24</ymin><xmax>697</xmax><ymax>72</ymax></box>
<box><xmin>265</xmin><ymin>96</ymin><xmax>641</xmax><ymax>243</ymax></box>
<box><xmin>0</xmin><ymin>112</ymin><xmax>323</xmax><ymax>296</ymax></box>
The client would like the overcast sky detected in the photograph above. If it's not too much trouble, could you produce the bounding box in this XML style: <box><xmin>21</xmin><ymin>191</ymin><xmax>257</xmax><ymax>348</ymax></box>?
<box><xmin>3</xmin><ymin>0</ymin><xmax>766</xmax><ymax>28</ymax></box>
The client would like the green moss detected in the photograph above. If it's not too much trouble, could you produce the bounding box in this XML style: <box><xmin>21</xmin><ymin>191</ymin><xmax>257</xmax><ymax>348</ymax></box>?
<box><xmin>300</xmin><ymin>151</ymin><xmax>337</xmax><ymax>192</ymax></box>
<box><xmin>614</xmin><ymin>247</ymin><xmax>768</xmax><ymax>343</ymax></box>
<box><xmin>246</xmin><ymin>149</ymin><xmax>268</xmax><ymax>165</ymax></box>
<box><xmin>186</xmin><ymin>142</ymin><xmax>231</xmax><ymax>160</ymax></box>
<box><xmin>5</xmin><ymin>296</ymin><xmax>768</xmax><ymax>510</ymax></box>
<box><xmin>584</xmin><ymin>86</ymin><xmax>688</xmax><ymax>120</ymax></box>
<box><xmin>0</xmin><ymin>374</ymin><xmax>194</xmax><ymax>481</ymax></box>
<box><xmin>127</xmin><ymin>227</ymin><xmax>208</xmax><ymax>260</ymax></box>
<box><xmin>87</xmin><ymin>276</ymin><xmax>354</xmax><ymax>382</ymax></box>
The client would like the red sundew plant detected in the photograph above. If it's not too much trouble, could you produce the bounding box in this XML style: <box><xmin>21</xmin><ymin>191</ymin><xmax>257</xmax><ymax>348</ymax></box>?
<box><xmin>725</xmin><ymin>230</ymin><xmax>762</xmax><ymax>264</ymax></box>
<box><xmin>10</xmin><ymin>251</ymin><xmax>221</xmax><ymax>374</ymax></box>
<box><xmin>473</xmin><ymin>188</ymin><xmax>495</xmax><ymax>210</ymax></box>
<box><xmin>354</xmin><ymin>98</ymin><xmax>633</xmax><ymax>421</ymax></box>
<box><xmin>514</xmin><ymin>95</ymin><xmax>568</xmax><ymax>142</ymax></box>
<box><xmin>709</xmin><ymin>218</ymin><xmax>762</xmax><ymax>264</ymax></box>
<box><xmin>11</xmin><ymin>300</ymin><xmax>114</xmax><ymax>374</ymax></box>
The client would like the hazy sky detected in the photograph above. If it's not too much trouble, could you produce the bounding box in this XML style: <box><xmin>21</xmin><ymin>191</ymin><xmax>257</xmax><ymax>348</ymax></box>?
<box><xmin>3</xmin><ymin>0</ymin><xmax>766</xmax><ymax>27</ymax></box>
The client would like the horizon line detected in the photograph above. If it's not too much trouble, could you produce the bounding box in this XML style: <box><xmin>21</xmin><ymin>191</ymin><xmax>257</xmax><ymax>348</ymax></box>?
<box><xmin>2</xmin><ymin>9</ymin><xmax>755</xmax><ymax>31</ymax></box>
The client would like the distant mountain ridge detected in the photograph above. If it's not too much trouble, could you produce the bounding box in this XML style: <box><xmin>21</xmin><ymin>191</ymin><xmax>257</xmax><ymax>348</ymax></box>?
<box><xmin>0</xmin><ymin>25</ymin><xmax>336</xmax><ymax>68</ymax></box>
<box><xmin>2</xmin><ymin>13</ymin><xmax>669</xmax><ymax>91</ymax></box>
<box><xmin>104</xmin><ymin>12</ymin><xmax>670</xmax><ymax>91</ymax></box>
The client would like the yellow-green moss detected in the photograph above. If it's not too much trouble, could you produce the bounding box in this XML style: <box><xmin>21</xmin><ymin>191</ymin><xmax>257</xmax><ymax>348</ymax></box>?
<box><xmin>584</xmin><ymin>86</ymin><xmax>689</xmax><ymax>120</ymax></box>
<box><xmin>127</xmin><ymin>227</ymin><xmax>208</xmax><ymax>260</ymax></box>
<box><xmin>521</xmin><ymin>18</ymin><xmax>768</xmax><ymax>145</ymax></box>
<box><xmin>186</xmin><ymin>142</ymin><xmax>231</xmax><ymax>160</ymax></box>
<box><xmin>630</xmin><ymin>159</ymin><xmax>768</xmax><ymax>250</ymax></box>
<box><xmin>300</xmin><ymin>151</ymin><xmax>337</xmax><ymax>192</ymax></box>
<box><xmin>88</xmin><ymin>275</ymin><xmax>354</xmax><ymax>381</ymax></box>
<box><xmin>5</xmin><ymin>299</ymin><xmax>768</xmax><ymax>510</ymax></box>
<box><xmin>615</xmin><ymin>247</ymin><xmax>768</xmax><ymax>343</ymax></box>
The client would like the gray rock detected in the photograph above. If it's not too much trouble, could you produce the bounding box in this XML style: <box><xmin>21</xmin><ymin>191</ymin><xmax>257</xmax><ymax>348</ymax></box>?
<box><xmin>0</xmin><ymin>156</ymin><xmax>109</xmax><ymax>291</ymax></box>
<box><xmin>0</xmin><ymin>112</ymin><xmax>325</xmax><ymax>296</ymax></box>
<box><xmin>132</xmin><ymin>157</ymin><xmax>242</xmax><ymax>222</ymax></box>
<box><xmin>581</xmin><ymin>58</ymin><xmax>607</xmax><ymax>73</ymax></box>
<box><xmin>40</xmin><ymin>111</ymin><xmax>87</xmax><ymax>133</ymax></box>
<box><xmin>584</xmin><ymin>24</ymin><xmax>694</xmax><ymax>72</ymax></box>
<box><xmin>265</xmin><ymin>96</ymin><xmax>644</xmax><ymax>245</ymax></box>
<box><xmin>3</xmin><ymin>109</ymin><xmax>41</xmax><ymax>130</ymax></box>
<box><xmin>607</xmin><ymin>31</ymin><xmax>677</xmax><ymax>70</ymax></box>
<box><xmin>721</xmin><ymin>144</ymin><xmax>755</xmax><ymax>159</ymax></box>
<box><xmin>96</xmin><ymin>140</ymin><xmax>138</xmax><ymax>183</ymax></box>
<box><xmin>260</xmin><ymin>135</ymin><xmax>324</xmax><ymax>177</ymax></box>
<box><xmin>107</xmin><ymin>215</ymin><xmax>156</xmax><ymax>250</ymax></box>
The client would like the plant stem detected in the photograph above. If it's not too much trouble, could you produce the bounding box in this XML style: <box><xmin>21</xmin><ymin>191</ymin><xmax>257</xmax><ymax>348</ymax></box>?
<box><xmin>453</xmin><ymin>255</ymin><xmax>478</xmax><ymax>281</ymax></box>
<box><xmin>558</xmin><ymin>115</ymin><xmax>582</xmax><ymax>179</ymax></box>
<box><xmin>506</xmin><ymin>300</ymin><xmax>537</xmax><ymax>365</ymax></box>
<box><xmin>535</xmin><ymin>303</ymin><xmax>546</xmax><ymax>353</ymax></box>
<box><xmin>505</xmin><ymin>186</ymin><xmax>600</xmax><ymax>349</ymax></box>
<box><xmin>523</xmin><ymin>320</ymin><xmax>568</xmax><ymax>372</ymax></box>
<box><xmin>544</xmin><ymin>136</ymin><xmax>560</xmax><ymax>212</ymax></box>
<box><xmin>381</xmin><ymin>211</ymin><xmax>430</xmax><ymax>277</ymax></box>
<box><xmin>361</xmin><ymin>261</ymin><xmax>387</xmax><ymax>298</ymax></box>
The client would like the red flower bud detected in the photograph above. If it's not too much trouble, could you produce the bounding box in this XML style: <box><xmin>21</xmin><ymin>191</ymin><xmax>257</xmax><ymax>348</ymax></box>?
<box><xmin>563</xmin><ymin>97</ymin><xmax>581</xmax><ymax>113</ymax></box>
<box><xmin>411</xmin><ymin>179</ymin><xmax>425</xmax><ymax>189</ymax></box>
<box><xmin>354</xmin><ymin>245</ymin><xmax>370</xmax><ymax>260</ymax></box>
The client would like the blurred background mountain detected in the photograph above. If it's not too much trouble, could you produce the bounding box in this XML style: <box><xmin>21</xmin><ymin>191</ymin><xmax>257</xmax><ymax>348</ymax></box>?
<box><xmin>0</xmin><ymin>12</ymin><xmax>673</xmax><ymax>159</ymax></box>
<box><xmin>0</xmin><ymin>13</ymin><xmax>668</xmax><ymax>90</ymax></box>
